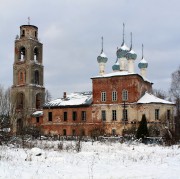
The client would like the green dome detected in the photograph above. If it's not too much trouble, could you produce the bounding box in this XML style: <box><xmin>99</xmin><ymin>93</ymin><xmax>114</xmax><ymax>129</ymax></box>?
<box><xmin>138</xmin><ymin>58</ymin><xmax>148</xmax><ymax>69</ymax></box>
<box><xmin>112</xmin><ymin>62</ymin><xmax>120</xmax><ymax>71</ymax></box>
<box><xmin>126</xmin><ymin>49</ymin><xmax>137</xmax><ymax>60</ymax></box>
<box><xmin>116</xmin><ymin>43</ymin><xmax>129</xmax><ymax>58</ymax></box>
<box><xmin>97</xmin><ymin>52</ymin><xmax>108</xmax><ymax>63</ymax></box>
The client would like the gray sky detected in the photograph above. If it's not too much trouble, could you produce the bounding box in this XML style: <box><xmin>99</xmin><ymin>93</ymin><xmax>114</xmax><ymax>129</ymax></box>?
<box><xmin>0</xmin><ymin>0</ymin><xmax>180</xmax><ymax>99</ymax></box>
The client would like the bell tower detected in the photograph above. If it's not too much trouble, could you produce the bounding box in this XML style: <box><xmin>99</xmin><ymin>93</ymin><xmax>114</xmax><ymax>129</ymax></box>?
<box><xmin>11</xmin><ymin>23</ymin><xmax>45</xmax><ymax>129</ymax></box>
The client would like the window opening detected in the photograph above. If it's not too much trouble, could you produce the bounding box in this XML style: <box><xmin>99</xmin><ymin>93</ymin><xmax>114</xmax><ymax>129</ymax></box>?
<box><xmin>101</xmin><ymin>110</ymin><xmax>106</xmax><ymax>121</ymax></box>
<box><xmin>64</xmin><ymin>112</ymin><xmax>67</xmax><ymax>121</ymax></box>
<box><xmin>112</xmin><ymin>91</ymin><xmax>117</xmax><ymax>101</ymax></box>
<box><xmin>155</xmin><ymin>109</ymin><xmax>159</xmax><ymax>120</ymax></box>
<box><xmin>122</xmin><ymin>90</ymin><xmax>128</xmax><ymax>101</ymax></box>
<box><xmin>112</xmin><ymin>110</ymin><xmax>117</xmax><ymax>121</ymax></box>
<box><xmin>122</xmin><ymin>109</ymin><xmax>128</xmax><ymax>121</ymax></box>
<box><xmin>63</xmin><ymin>129</ymin><xmax>66</xmax><ymax>136</ymax></box>
<box><xmin>48</xmin><ymin>112</ymin><xmax>52</xmax><ymax>121</ymax></box>
<box><xmin>35</xmin><ymin>70</ymin><xmax>40</xmax><ymax>85</ymax></box>
<box><xmin>101</xmin><ymin>92</ymin><xmax>106</xmax><ymax>102</ymax></box>
<box><xmin>72</xmin><ymin>111</ymin><xmax>77</xmax><ymax>121</ymax></box>
<box><xmin>82</xmin><ymin>111</ymin><xmax>86</xmax><ymax>121</ymax></box>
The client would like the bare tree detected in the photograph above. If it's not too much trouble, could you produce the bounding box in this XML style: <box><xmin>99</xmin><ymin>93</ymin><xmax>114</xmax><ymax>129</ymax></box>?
<box><xmin>152</xmin><ymin>88</ymin><xmax>167</xmax><ymax>99</ymax></box>
<box><xmin>169</xmin><ymin>66</ymin><xmax>180</xmax><ymax>137</ymax></box>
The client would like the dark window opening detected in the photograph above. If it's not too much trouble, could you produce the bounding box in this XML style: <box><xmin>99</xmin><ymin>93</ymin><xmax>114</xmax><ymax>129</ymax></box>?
<box><xmin>122</xmin><ymin>109</ymin><xmax>128</xmax><ymax>121</ymax></box>
<box><xmin>112</xmin><ymin>110</ymin><xmax>117</xmax><ymax>121</ymax></box>
<box><xmin>35</xmin><ymin>70</ymin><xmax>40</xmax><ymax>85</ymax></box>
<box><xmin>64</xmin><ymin>112</ymin><xmax>67</xmax><ymax>121</ymax></box>
<box><xmin>63</xmin><ymin>129</ymin><xmax>66</xmax><ymax>136</ymax></box>
<box><xmin>102</xmin><ymin>110</ymin><xmax>106</xmax><ymax>121</ymax></box>
<box><xmin>72</xmin><ymin>129</ymin><xmax>76</xmax><ymax>136</ymax></box>
<box><xmin>36</xmin><ymin>117</ymin><xmax>39</xmax><ymax>123</ymax></box>
<box><xmin>112</xmin><ymin>129</ymin><xmax>116</xmax><ymax>136</ymax></box>
<box><xmin>21</xmin><ymin>30</ymin><xmax>25</xmax><ymax>37</ymax></box>
<box><xmin>19</xmin><ymin>47</ymin><xmax>26</xmax><ymax>61</ymax></box>
<box><xmin>167</xmin><ymin>110</ymin><xmax>171</xmax><ymax>120</ymax></box>
<box><xmin>155</xmin><ymin>109</ymin><xmax>159</xmax><ymax>120</ymax></box>
<box><xmin>35</xmin><ymin>31</ymin><xmax>37</xmax><ymax>38</ymax></box>
<box><xmin>72</xmin><ymin>111</ymin><xmax>77</xmax><ymax>121</ymax></box>
<box><xmin>48</xmin><ymin>112</ymin><xmax>52</xmax><ymax>121</ymax></box>
<box><xmin>34</xmin><ymin>47</ymin><xmax>39</xmax><ymax>62</ymax></box>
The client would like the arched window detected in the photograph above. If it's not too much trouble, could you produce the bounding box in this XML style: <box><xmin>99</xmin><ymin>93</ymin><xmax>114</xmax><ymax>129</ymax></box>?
<box><xmin>36</xmin><ymin>93</ymin><xmax>41</xmax><ymax>109</ymax></box>
<box><xmin>17</xmin><ymin>93</ymin><xmax>24</xmax><ymax>109</ymax></box>
<box><xmin>20</xmin><ymin>72</ymin><xmax>23</xmax><ymax>81</ymax></box>
<box><xmin>34</xmin><ymin>70</ymin><xmax>39</xmax><ymax>85</ymax></box>
<box><xmin>21</xmin><ymin>30</ymin><xmax>25</xmax><ymax>37</ymax></box>
<box><xmin>19</xmin><ymin>47</ymin><xmax>26</xmax><ymax>61</ymax></box>
<box><xmin>122</xmin><ymin>89</ymin><xmax>128</xmax><ymax>101</ymax></box>
<box><xmin>34</xmin><ymin>47</ymin><xmax>39</xmax><ymax>62</ymax></box>
<box><xmin>18</xmin><ymin>69</ymin><xmax>26</xmax><ymax>85</ymax></box>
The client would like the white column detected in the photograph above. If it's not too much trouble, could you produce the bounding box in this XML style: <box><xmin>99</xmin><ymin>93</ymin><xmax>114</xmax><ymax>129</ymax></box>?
<box><xmin>128</xmin><ymin>60</ymin><xmax>135</xmax><ymax>73</ymax></box>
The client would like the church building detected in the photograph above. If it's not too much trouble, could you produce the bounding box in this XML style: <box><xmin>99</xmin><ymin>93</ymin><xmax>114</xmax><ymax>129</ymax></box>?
<box><xmin>12</xmin><ymin>23</ymin><xmax>174</xmax><ymax>136</ymax></box>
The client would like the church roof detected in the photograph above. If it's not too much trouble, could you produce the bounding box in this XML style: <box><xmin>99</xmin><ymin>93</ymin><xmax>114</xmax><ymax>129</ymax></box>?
<box><xmin>44</xmin><ymin>92</ymin><xmax>92</xmax><ymax>108</ymax></box>
<box><xmin>137</xmin><ymin>92</ymin><xmax>174</xmax><ymax>104</ymax></box>
<box><xmin>32</xmin><ymin>110</ymin><xmax>43</xmax><ymax>117</ymax></box>
<box><xmin>92</xmin><ymin>71</ymin><xmax>152</xmax><ymax>83</ymax></box>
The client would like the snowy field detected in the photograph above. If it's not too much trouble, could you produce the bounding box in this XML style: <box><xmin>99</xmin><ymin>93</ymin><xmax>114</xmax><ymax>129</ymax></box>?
<box><xmin>0</xmin><ymin>140</ymin><xmax>180</xmax><ymax>179</ymax></box>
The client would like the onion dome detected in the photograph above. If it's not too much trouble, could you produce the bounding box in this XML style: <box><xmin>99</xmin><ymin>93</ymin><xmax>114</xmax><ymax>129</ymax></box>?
<box><xmin>138</xmin><ymin>44</ymin><xmax>148</xmax><ymax>69</ymax></box>
<box><xmin>126</xmin><ymin>49</ymin><xmax>137</xmax><ymax>60</ymax></box>
<box><xmin>97</xmin><ymin>51</ymin><xmax>108</xmax><ymax>63</ymax></box>
<box><xmin>112</xmin><ymin>61</ymin><xmax>120</xmax><ymax>71</ymax></box>
<box><xmin>116</xmin><ymin>43</ymin><xmax>129</xmax><ymax>58</ymax></box>
<box><xmin>138</xmin><ymin>57</ymin><xmax>148</xmax><ymax>69</ymax></box>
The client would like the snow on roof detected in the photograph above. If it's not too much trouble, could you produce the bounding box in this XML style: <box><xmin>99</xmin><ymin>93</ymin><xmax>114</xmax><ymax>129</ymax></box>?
<box><xmin>120</xmin><ymin>43</ymin><xmax>129</xmax><ymax>51</ymax></box>
<box><xmin>129</xmin><ymin>49</ymin><xmax>136</xmax><ymax>54</ymax></box>
<box><xmin>100</xmin><ymin>52</ymin><xmax>107</xmax><ymax>58</ymax></box>
<box><xmin>92</xmin><ymin>71</ymin><xmax>152</xmax><ymax>83</ymax></box>
<box><xmin>140</xmin><ymin>57</ymin><xmax>147</xmax><ymax>63</ymax></box>
<box><xmin>137</xmin><ymin>92</ymin><xmax>174</xmax><ymax>104</ymax></box>
<box><xmin>44</xmin><ymin>92</ymin><xmax>92</xmax><ymax>108</ymax></box>
<box><xmin>32</xmin><ymin>110</ymin><xmax>43</xmax><ymax>117</ymax></box>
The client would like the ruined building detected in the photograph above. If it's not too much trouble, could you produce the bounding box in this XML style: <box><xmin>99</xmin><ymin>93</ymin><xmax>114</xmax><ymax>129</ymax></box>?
<box><xmin>11</xmin><ymin>24</ymin><xmax>45</xmax><ymax>133</ymax></box>
<box><xmin>11</xmin><ymin>23</ymin><xmax>174</xmax><ymax>136</ymax></box>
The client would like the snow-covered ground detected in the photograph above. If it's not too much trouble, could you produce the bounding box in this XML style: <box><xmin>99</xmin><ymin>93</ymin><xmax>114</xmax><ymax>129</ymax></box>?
<box><xmin>0</xmin><ymin>140</ymin><xmax>180</xmax><ymax>179</ymax></box>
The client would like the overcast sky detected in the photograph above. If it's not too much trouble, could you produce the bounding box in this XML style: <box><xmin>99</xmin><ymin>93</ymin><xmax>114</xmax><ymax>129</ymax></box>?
<box><xmin>0</xmin><ymin>0</ymin><xmax>180</xmax><ymax>99</ymax></box>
